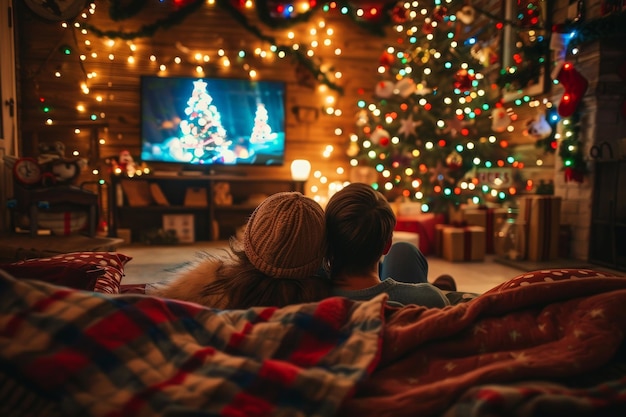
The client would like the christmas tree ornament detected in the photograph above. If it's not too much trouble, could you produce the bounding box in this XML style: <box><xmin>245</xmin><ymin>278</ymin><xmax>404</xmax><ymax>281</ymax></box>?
<box><xmin>422</xmin><ymin>21</ymin><xmax>435</xmax><ymax>35</ymax></box>
<box><xmin>347</xmin><ymin>141</ymin><xmax>360</xmax><ymax>157</ymax></box>
<box><xmin>398</xmin><ymin>115</ymin><xmax>422</xmax><ymax>138</ymax></box>
<box><xmin>555</xmin><ymin>62</ymin><xmax>588</xmax><ymax>117</ymax></box>
<box><xmin>432</xmin><ymin>6</ymin><xmax>447</xmax><ymax>22</ymax></box>
<box><xmin>392</xmin><ymin>4</ymin><xmax>407</xmax><ymax>23</ymax></box>
<box><xmin>491</xmin><ymin>107</ymin><xmax>512</xmax><ymax>133</ymax></box>
<box><xmin>440</xmin><ymin>116</ymin><xmax>466</xmax><ymax>137</ymax></box>
<box><xmin>355</xmin><ymin>109</ymin><xmax>369</xmax><ymax>127</ymax></box>
<box><xmin>428</xmin><ymin>161</ymin><xmax>452</xmax><ymax>184</ymax></box>
<box><xmin>379</xmin><ymin>51</ymin><xmax>395</xmax><ymax>68</ymax></box>
<box><xmin>471</xmin><ymin>41</ymin><xmax>498</xmax><ymax>67</ymax></box>
<box><xmin>375</xmin><ymin>80</ymin><xmax>395</xmax><ymax>98</ymax></box>
<box><xmin>523</xmin><ymin>112</ymin><xmax>553</xmax><ymax>140</ymax></box>
<box><xmin>414</xmin><ymin>82</ymin><xmax>433</xmax><ymax>95</ymax></box>
<box><xmin>370</xmin><ymin>127</ymin><xmax>390</xmax><ymax>145</ymax></box>
<box><xmin>446</xmin><ymin>151</ymin><xmax>463</xmax><ymax>170</ymax></box>
<box><xmin>456</xmin><ymin>5</ymin><xmax>475</xmax><ymax>25</ymax></box>
<box><xmin>454</xmin><ymin>69</ymin><xmax>474</xmax><ymax>91</ymax></box>
<box><xmin>395</xmin><ymin>78</ymin><xmax>416</xmax><ymax>98</ymax></box>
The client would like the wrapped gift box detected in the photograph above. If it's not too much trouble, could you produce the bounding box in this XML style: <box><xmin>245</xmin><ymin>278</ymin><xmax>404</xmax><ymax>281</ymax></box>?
<box><xmin>434</xmin><ymin>223</ymin><xmax>451</xmax><ymax>257</ymax></box>
<box><xmin>38</xmin><ymin>211</ymin><xmax>88</xmax><ymax>236</ymax></box>
<box><xmin>162</xmin><ymin>214</ymin><xmax>195</xmax><ymax>243</ymax></box>
<box><xmin>441</xmin><ymin>226</ymin><xmax>486</xmax><ymax>262</ymax></box>
<box><xmin>462</xmin><ymin>207</ymin><xmax>508</xmax><ymax>253</ymax></box>
<box><xmin>518</xmin><ymin>195</ymin><xmax>561</xmax><ymax>262</ymax></box>
<box><xmin>395</xmin><ymin>213</ymin><xmax>445</xmax><ymax>255</ymax></box>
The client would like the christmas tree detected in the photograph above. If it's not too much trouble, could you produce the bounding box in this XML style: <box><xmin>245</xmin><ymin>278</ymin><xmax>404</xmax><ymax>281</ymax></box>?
<box><xmin>250</xmin><ymin>103</ymin><xmax>276</xmax><ymax>143</ymax></box>
<box><xmin>348</xmin><ymin>2</ymin><xmax>546</xmax><ymax>213</ymax></box>
<box><xmin>178</xmin><ymin>79</ymin><xmax>232</xmax><ymax>163</ymax></box>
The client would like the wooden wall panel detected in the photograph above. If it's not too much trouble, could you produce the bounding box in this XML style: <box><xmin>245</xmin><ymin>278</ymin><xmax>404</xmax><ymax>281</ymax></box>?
<box><xmin>14</xmin><ymin>1</ymin><xmax>392</xmax><ymax>197</ymax></box>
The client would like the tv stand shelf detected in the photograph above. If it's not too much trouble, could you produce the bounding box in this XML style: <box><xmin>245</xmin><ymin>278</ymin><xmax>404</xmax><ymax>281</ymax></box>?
<box><xmin>108</xmin><ymin>174</ymin><xmax>304</xmax><ymax>243</ymax></box>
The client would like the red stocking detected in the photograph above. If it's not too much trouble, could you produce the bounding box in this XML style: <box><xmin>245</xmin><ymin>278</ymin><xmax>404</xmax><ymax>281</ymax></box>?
<box><xmin>556</xmin><ymin>62</ymin><xmax>588</xmax><ymax>117</ymax></box>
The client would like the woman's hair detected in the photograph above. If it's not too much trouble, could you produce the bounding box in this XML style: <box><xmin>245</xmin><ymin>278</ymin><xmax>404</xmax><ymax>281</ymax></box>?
<box><xmin>200</xmin><ymin>238</ymin><xmax>330</xmax><ymax>309</ymax></box>
<box><xmin>324</xmin><ymin>182</ymin><xmax>396</xmax><ymax>276</ymax></box>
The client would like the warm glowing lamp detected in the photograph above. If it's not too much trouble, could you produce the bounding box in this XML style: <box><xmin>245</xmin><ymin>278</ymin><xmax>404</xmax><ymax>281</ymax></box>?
<box><xmin>290</xmin><ymin>159</ymin><xmax>311</xmax><ymax>181</ymax></box>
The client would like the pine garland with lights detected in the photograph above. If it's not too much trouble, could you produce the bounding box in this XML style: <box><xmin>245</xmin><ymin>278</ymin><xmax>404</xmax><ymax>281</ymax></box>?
<box><xmin>558</xmin><ymin>111</ymin><xmax>587</xmax><ymax>182</ymax></box>
<box><xmin>79</xmin><ymin>0</ymin><xmax>398</xmax><ymax>94</ymax></box>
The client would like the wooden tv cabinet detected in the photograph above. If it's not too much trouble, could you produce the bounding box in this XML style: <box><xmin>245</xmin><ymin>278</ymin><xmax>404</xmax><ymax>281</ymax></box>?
<box><xmin>108</xmin><ymin>174</ymin><xmax>305</xmax><ymax>243</ymax></box>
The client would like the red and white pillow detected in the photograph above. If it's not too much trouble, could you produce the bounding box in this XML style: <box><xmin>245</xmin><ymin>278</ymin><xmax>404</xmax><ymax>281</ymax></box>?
<box><xmin>0</xmin><ymin>252</ymin><xmax>132</xmax><ymax>294</ymax></box>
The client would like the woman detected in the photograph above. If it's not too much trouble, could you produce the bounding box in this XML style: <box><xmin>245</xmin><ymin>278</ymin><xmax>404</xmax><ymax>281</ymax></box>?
<box><xmin>150</xmin><ymin>192</ymin><xmax>330</xmax><ymax>309</ymax></box>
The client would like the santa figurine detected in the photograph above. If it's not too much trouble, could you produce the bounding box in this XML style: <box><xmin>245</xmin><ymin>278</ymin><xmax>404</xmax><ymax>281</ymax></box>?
<box><xmin>118</xmin><ymin>150</ymin><xmax>136</xmax><ymax>176</ymax></box>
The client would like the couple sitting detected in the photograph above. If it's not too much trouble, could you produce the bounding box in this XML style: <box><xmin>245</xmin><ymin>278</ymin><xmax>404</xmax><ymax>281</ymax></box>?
<box><xmin>151</xmin><ymin>183</ymin><xmax>456</xmax><ymax>309</ymax></box>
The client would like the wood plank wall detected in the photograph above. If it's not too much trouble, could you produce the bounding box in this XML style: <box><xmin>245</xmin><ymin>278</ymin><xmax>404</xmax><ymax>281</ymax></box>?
<box><xmin>14</xmin><ymin>2</ymin><xmax>388</xmax><ymax>191</ymax></box>
<box><xmin>13</xmin><ymin>0</ymin><xmax>552</xmax><ymax>204</ymax></box>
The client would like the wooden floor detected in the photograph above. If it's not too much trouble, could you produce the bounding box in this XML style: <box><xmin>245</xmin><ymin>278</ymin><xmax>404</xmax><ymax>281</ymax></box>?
<box><xmin>117</xmin><ymin>241</ymin><xmax>586</xmax><ymax>294</ymax></box>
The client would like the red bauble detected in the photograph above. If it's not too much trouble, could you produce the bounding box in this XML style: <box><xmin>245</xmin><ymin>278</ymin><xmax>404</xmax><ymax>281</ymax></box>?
<box><xmin>392</xmin><ymin>5</ymin><xmax>407</xmax><ymax>23</ymax></box>
<box><xmin>379</xmin><ymin>136</ymin><xmax>390</xmax><ymax>146</ymax></box>
<box><xmin>422</xmin><ymin>22</ymin><xmax>435</xmax><ymax>35</ymax></box>
<box><xmin>379</xmin><ymin>51</ymin><xmax>395</xmax><ymax>68</ymax></box>
<box><xmin>454</xmin><ymin>69</ymin><xmax>474</xmax><ymax>91</ymax></box>
<box><xmin>446</xmin><ymin>151</ymin><xmax>463</xmax><ymax>170</ymax></box>
<box><xmin>432</xmin><ymin>6</ymin><xmax>447</xmax><ymax>22</ymax></box>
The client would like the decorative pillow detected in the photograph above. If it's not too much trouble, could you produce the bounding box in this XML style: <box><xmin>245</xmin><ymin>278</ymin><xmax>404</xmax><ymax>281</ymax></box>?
<box><xmin>1</xmin><ymin>258</ymin><xmax>104</xmax><ymax>291</ymax></box>
<box><xmin>484</xmin><ymin>268</ymin><xmax>616</xmax><ymax>295</ymax></box>
<box><xmin>0</xmin><ymin>252</ymin><xmax>132</xmax><ymax>294</ymax></box>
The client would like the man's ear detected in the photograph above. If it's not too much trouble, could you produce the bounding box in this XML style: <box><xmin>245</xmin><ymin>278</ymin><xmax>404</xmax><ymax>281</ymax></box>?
<box><xmin>382</xmin><ymin>238</ymin><xmax>392</xmax><ymax>255</ymax></box>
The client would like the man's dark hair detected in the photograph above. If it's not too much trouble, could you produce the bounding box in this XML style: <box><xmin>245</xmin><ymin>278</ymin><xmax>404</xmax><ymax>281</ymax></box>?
<box><xmin>324</xmin><ymin>182</ymin><xmax>396</xmax><ymax>276</ymax></box>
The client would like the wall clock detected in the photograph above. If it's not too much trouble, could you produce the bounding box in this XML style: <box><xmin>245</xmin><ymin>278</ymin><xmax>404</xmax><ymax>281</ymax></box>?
<box><xmin>13</xmin><ymin>157</ymin><xmax>43</xmax><ymax>186</ymax></box>
<box><xmin>24</xmin><ymin>0</ymin><xmax>87</xmax><ymax>22</ymax></box>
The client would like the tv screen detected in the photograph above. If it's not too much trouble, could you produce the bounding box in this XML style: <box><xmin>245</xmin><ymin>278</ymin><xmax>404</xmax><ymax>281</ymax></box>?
<box><xmin>140</xmin><ymin>76</ymin><xmax>286</xmax><ymax>167</ymax></box>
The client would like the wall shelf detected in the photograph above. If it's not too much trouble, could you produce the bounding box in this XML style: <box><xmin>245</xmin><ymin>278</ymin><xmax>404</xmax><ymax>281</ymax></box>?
<box><xmin>109</xmin><ymin>174</ymin><xmax>304</xmax><ymax>242</ymax></box>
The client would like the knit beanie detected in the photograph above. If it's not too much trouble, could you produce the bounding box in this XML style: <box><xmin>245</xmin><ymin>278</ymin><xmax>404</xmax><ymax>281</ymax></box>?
<box><xmin>244</xmin><ymin>192</ymin><xmax>325</xmax><ymax>279</ymax></box>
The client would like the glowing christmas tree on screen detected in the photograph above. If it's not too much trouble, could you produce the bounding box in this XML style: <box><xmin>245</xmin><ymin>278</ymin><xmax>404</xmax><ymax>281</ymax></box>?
<box><xmin>348</xmin><ymin>2</ymin><xmax>546</xmax><ymax>213</ymax></box>
<box><xmin>250</xmin><ymin>103</ymin><xmax>275</xmax><ymax>143</ymax></box>
<box><xmin>178</xmin><ymin>79</ymin><xmax>232</xmax><ymax>163</ymax></box>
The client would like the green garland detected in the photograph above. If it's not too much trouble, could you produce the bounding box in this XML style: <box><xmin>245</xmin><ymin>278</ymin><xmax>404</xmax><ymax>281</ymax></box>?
<box><xmin>79</xmin><ymin>0</ymin><xmax>398</xmax><ymax>94</ymax></box>
<box><xmin>82</xmin><ymin>0</ymin><xmax>205</xmax><ymax>40</ymax></box>
<box><xmin>557</xmin><ymin>110</ymin><xmax>588</xmax><ymax>180</ymax></box>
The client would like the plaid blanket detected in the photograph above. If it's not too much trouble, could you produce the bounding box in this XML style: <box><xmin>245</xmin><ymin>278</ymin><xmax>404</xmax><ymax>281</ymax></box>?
<box><xmin>0</xmin><ymin>270</ymin><xmax>383</xmax><ymax>417</ymax></box>
<box><xmin>2</xmin><ymin>269</ymin><xmax>626</xmax><ymax>417</ymax></box>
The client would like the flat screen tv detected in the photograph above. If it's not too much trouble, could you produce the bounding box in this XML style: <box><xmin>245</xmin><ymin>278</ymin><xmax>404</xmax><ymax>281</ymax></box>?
<box><xmin>140</xmin><ymin>75</ymin><xmax>286</xmax><ymax>167</ymax></box>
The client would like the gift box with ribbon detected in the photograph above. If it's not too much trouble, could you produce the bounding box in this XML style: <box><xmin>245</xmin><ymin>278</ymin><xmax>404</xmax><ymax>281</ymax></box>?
<box><xmin>395</xmin><ymin>213</ymin><xmax>446</xmax><ymax>255</ymax></box>
<box><xmin>441</xmin><ymin>225</ymin><xmax>486</xmax><ymax>262</ymax></box>
<box><xmin>462</xmin><ymin>207</ymin><xmax>508</xmax><ymax>253</ymax></box>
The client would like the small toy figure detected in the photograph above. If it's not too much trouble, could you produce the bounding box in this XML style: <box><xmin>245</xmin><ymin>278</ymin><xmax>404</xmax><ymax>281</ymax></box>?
<box><xmin>213</xmin><ymin>181</ymin><xmax>233</xmax><ymax>206</ymax></box>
